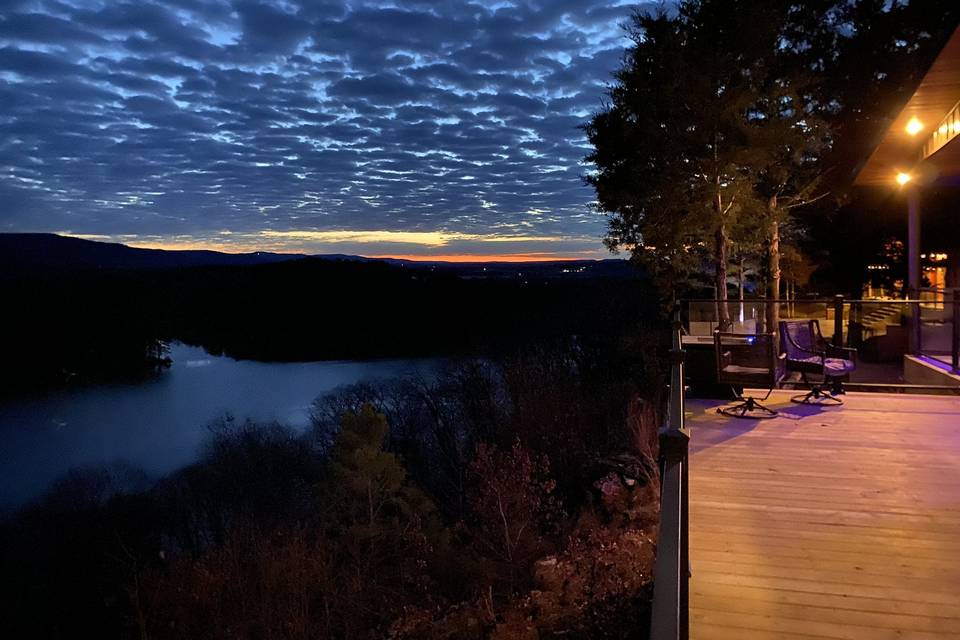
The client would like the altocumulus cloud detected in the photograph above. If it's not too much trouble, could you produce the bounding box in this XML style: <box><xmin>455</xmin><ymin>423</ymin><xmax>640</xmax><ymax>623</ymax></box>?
<box><xmin>0</xmin><ymin>0</ymin><xmax>646</xmax><ymax>258</ymax></box>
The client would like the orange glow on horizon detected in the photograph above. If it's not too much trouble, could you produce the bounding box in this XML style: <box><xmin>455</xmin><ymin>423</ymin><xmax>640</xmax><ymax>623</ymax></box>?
<box><xmin>120</xmin><ymin>242</ymin><xmax>599</xmax><ymax>263</ymax></box>
<box><xmin>125</xmin><ymin>240</ymin><xmax>259</xmax><ymax>252</ymax></box>
<box><xmin>367</xmin><ymin>253</ymin><xmax>598</xmax><ymax>263</ymax></box>
<box><xmin>62</xmin><ymin>234</ymin><xmax>605</xmax><ymax>263</ymax></box>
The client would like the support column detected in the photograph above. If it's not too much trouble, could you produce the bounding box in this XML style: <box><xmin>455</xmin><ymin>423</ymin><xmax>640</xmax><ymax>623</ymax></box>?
<box><xmin>907</xmin><ymin>189</ymin><xmax>921</xmax><ymax>294</ymax></box>
<box><xmin>907</xmin><ymin>189</ymin><xmax>921</xmax><ymax>354</ymax></box>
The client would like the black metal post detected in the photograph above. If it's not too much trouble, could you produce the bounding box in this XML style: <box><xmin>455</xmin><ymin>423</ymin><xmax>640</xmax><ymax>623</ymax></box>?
<box><xmin>650</xmin><ymin>308</ymin><xmax>690</xmax><ymax>640</ymax></box>
<box><xmin>952</xmin><ymin>290</ymin><xmax>959</xmax><ymax>373</ymax></box>
<box><xmin>680</xmin><ymin>429</ymin><xmax>689</xmax><ymax>637</ymax></box>
<box><xmin>853</xmin><ymin>301</ymin><xmax>864</xmax><ymax>348</ymax></box>
<box><xmin>912</xmin><ymin>299</ymin><xmax>923</xmax><ymax>356</ymax></box>
<box><xmin>833</xmin><ymin>294</ymin><xmax>844</xmax><ymax>347</ymax></box>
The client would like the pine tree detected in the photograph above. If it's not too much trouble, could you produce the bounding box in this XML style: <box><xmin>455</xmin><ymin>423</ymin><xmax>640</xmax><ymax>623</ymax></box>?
<box><xmin>320</xmin><ymin>405</ymin><xmax>471</xmax><ymax>614</ymax></box>
<box><xmin>584</xmin><ymin>1</ymin><xmax>831</xmax><ymax>327</ymax></box>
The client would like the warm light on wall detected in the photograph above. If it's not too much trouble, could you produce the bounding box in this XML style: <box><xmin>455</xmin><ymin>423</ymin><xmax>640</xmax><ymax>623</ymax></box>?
<box><xmin>906</xmin><ymin>117</ymin><xmax>924</xmax><ymax>136</ymax></box>
<box><xmin>896</xmin><ymin>172</ymin><xmax>912</xmax><ymax>186</ymax></box>
<box><xmin>924</xmin><ymin>101</ymin><xmax>960</xmax><ymax>159</ymax></box>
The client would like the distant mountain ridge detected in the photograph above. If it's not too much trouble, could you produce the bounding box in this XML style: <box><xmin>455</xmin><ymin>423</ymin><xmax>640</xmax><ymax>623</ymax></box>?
<box><xmin>0</xmin><ymin>233</ymin><xmax>309</xmax><ymax>272</ymax></box>
<box><xmin>0</xmin><ymin>233</ymin><xmax>632</xmax><ymax>278</ymax></box>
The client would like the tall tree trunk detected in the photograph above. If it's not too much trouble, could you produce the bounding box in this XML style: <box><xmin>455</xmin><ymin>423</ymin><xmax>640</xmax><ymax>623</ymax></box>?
<box><xmin>767</xmin><ymin>196</ymin><xmax>781</xmax><ymax>342</ymax></box>
<box><xmin>714</xmin><ymin>188</ymin><xmax>731</xmax><ymax>331</ymax></box>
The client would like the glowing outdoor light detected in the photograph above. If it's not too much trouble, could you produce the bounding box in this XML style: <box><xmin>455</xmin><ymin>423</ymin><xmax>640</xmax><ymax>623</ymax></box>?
<box><xmin>896</xmin><ymin>172</ymin><xmax>912</xmax><ymax>186</ymax></box>
<box><xmin>905</xmin><ymin>117</ymin><xmax>924</xmax><ymax>136</ymax></box>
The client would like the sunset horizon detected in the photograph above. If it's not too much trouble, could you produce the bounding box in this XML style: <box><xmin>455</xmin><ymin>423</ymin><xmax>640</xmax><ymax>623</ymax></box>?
<box><xmin>48</xmin><ymin>230</ymin><xmax>612</xmax><ymax>262</ymax></box>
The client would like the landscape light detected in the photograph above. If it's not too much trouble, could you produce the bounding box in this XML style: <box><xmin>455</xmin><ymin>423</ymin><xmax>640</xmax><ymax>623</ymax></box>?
<box><xmin>905</xmin><ymin>117</ymin><xmax>924</xmax><ymax>136</ymax></box>
<box><xmin>896</xmin><ymin>172</ymin><xmax>912</xmax><ymax>186</ymax></box>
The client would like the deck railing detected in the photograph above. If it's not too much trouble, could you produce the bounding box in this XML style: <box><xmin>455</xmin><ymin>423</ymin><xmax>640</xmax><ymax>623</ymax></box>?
<box><xmin>650</xmin><ymin>309</ymin><xmax>690</xmax><ymax>640</ymax></box>
<box><xmin>649</xmin><ymin>293</ymin><xmax>958</xmax><ymax>638</ymax></box>
<box><xmin>680</xmin><ymin>293</ymin><xmax>960</xmax><ymax>383</ymax></box>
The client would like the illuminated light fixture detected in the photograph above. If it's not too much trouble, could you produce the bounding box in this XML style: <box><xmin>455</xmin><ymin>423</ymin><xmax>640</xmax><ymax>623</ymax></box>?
<box><xmin>896</xmin><ymin>172</ymin><xmax>912</xmax><ymax>186</ymax></box>
<box><xmin>905</xmin><ymin>117</ymin><xmax>924</xmax><ymax>136</ymax></box>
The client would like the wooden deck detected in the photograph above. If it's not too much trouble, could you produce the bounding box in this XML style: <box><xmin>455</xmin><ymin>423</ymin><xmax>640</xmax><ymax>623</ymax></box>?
<box><xmin>686</xmin><ymin>390</ymin><xmax>960</xmax><ymax>639</ymax></box>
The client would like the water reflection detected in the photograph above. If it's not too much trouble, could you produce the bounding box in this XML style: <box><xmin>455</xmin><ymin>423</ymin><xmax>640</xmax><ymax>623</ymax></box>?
<box><xmin>0</xmin><ymin>343</ymin><xmax>437</xmax><ymax>511</ymax></box>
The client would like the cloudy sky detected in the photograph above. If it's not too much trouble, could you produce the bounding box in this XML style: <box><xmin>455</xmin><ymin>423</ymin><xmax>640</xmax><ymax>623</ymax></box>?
<box><xmin>1</xmin><ymin>0</ymin><xmax>641</xmax><ymax>259</ymax></box>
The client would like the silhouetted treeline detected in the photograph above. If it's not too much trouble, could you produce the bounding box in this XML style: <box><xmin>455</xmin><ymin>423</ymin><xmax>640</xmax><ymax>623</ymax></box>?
<box><xmin>162</xmin><ymin>257</ymin><xmax>649</xmax><ymax>361</ymax></box>
<box><xmin>2</xmin><ymin>267</ymin><xmax>172</xmax><ymax>395</ymax></box>
<box><xmin>2</xmin><ymin>250</ymin><xmax>652</xmax><ymax>395</ymax></box>
<box><xmin>0</xmin><ymin>330</ymin><xmax>666</xmax><ymax>639</ymax></box>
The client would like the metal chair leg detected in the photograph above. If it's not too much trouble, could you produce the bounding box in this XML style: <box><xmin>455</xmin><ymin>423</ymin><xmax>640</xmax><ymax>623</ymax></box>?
<box><xmin>790</xmin><ymin>372</ymin><xmax>844</xmax><ymax>405</ymax></box>
<box><xmin>717</xmin><ymin>395</ymin><xmax>779</xmax><ymax>419</ymax></box>
<box><xmin>790</xmin><ymin>386</ymin><xmax>843</xmax><ymax>405</ymax></box>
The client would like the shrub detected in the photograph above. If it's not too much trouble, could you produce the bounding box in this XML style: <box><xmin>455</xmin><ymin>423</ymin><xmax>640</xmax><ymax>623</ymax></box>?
<box><xmin>467</xmin><ymin>440</ymin><xmax>567</xmax><ymax>595</ymax></box>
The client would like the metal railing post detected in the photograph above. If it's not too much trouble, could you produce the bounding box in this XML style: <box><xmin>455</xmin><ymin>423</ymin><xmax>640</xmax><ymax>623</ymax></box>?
<box><xmin>670</xmin><ymin>311</ymin><xmax>689</xmax><ymax>639</ymax></box>
<box><xmin>833</xmin><ymin>294</ymin><xmax>844</xmax><ymax>346</ymax></box>
<box><xmin>650</xmin><ymin>307</ymin><xmax>690</xmax><ymax>640</ymax></box>
<box><xmin>952</xmin><ymin>290</ymin><xmax>960</xmax><ymax>373</ymax></box>
<box><xmin>669</xmin><ymin>308</ymin><xmax>686</xmax><ymax>434</ymax></box>
<box><xmin>912</xmin><ymin>298</ymin><xmax>922</xmax><ymax>356</ymax></box>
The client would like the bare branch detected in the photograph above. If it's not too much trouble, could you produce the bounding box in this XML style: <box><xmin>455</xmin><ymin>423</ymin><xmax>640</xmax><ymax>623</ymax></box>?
<box><xmin>722</xmin><ymin>194</ymin><xmax>738</xmax><ymax>216</ymax></box>
<box><xmin>783</xmin><ymin>190</ymin><xmax>830</xmax><ymax>209</ymax></box>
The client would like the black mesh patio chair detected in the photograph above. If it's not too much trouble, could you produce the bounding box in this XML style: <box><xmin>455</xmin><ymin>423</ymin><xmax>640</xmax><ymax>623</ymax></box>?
<box><xmin>714</xmin><ymin>331</ymin><xmax>784</xmax><ymax>419</ymax></box>
<box><xmin>779</xmin><ymin>320</ymin><xmax>857</xmax><ymax>405</ymax></box>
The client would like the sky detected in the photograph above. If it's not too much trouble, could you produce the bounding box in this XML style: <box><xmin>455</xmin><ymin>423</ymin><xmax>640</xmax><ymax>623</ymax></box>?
<box><xmin>0</xmin><ymin>0</ymin><xmax>644</xmax><ymax>260</ymax></box>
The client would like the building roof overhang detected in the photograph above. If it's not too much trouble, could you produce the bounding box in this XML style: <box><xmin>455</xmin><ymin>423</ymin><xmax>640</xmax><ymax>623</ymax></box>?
<box><xmin>854</xmin><ymin>26</ymin><xmax>960</xmax><ymax>187</ymax></box>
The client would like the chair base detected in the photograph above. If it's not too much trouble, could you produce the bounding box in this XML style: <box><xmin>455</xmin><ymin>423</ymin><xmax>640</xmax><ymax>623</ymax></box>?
<box><xmin>790</xmin><ymin>386</ymin><xmax>843</xmax><ymax>406</ymax></box>
<box><xmin>717</xmin><ymin>396</ymin><xmax>779</xmax><ymax>419</ymax></box>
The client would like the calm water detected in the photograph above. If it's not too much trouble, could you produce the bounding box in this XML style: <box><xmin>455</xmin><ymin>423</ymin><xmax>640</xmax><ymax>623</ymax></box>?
<box><xmin>0</xmin><ymin>343</ymin><xmax>437</xmax><ymax>511</ymax></box>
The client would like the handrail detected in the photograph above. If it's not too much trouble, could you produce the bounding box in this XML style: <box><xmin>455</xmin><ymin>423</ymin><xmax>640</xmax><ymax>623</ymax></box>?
<box><xmin>650</xmin><ymin>307</ymin><xmax>690</xmax><ymax>640</ymax></box>
<box><xmin>679</xmin><ymin>295</ymin><xmax>960</xmax><ymax>374</ymax></box>
<box><xmin>677</xmin><ymin>297</ymin><xmax>948</xmax><ymax>303</ymax></box>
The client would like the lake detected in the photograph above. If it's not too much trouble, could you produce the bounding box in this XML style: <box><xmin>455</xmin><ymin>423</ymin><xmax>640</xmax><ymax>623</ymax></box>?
<box><xmin>0</xmin><ymin>343</ymin><xmax>438</xmax><ymax>512</ymax></box>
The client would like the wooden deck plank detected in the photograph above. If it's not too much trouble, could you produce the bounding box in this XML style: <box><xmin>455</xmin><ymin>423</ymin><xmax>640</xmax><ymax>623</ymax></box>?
<box><xmin>687</xmin><ymin>390</ymin><xmax>960</xmax><ymax>639</ymax></box>
<box><xmin>691</xmin><ymin>582</ymin><xmax>960</xmax><ymax>620</ymax></box>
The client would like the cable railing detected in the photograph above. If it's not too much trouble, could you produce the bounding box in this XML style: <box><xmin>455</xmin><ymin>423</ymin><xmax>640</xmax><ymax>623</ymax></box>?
<box><xmin>649</xmin><ymin>308</ymin><xmax>690</xmax><ymax>640</ymax></box>
<box><xmin>679</xmin><ymin>292</ymin><xmax>960</xmax><ymax>388</ymax></box>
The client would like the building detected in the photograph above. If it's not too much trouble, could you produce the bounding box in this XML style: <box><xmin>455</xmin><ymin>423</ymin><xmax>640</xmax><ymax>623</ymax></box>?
<box><xmin>854</xmin><ymin>24</ymin><xmax>960</xmax><ymax>296</ymax></box>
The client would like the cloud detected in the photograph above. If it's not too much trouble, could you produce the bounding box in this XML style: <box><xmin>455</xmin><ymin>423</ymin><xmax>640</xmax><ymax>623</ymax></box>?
<box><xmin>235</xmin><ymin>1</ymin><xmax>312</xmax><ymax>53</ymax></box>
<box><xmin>0</xmin><ymin>0</ymin><xmax>638</xmax><ymax>257</ymax></box>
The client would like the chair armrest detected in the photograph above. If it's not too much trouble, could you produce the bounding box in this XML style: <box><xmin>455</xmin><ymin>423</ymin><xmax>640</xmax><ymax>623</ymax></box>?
<box><xmin>826</xmin><ymin>344</ymin><xmax>857</xmax><ymax>361</ymax></box>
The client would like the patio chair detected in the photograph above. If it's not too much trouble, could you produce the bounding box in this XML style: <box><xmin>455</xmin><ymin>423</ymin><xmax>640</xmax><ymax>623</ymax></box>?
<box><xmin>779</xmin><ymin>320</ymin><xmax>857</xmax><ymax>405</ymax></box>
<box><xmin>714</xmin><ymin>331</ymin><xmax>783</xmax><ymax>419</ymax></box>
